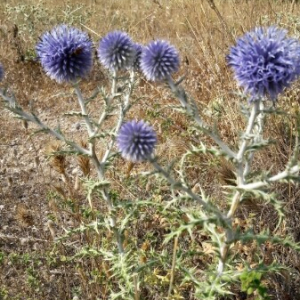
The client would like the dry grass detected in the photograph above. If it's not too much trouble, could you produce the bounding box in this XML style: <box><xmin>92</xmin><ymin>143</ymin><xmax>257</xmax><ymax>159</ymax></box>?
<box><xmin>1</xmin><ymin>0</ymin><xmax>300</xmax><ymax>299</ymax></box>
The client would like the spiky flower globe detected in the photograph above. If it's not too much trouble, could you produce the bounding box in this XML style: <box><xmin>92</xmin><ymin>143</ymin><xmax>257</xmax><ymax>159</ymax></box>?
<box><xmin>0</xmin><ymin>63</ymin><xmax>4</xmax><ymax>81</ymax></box>
<box><xmin>141</xmin><ymin>40</ymin><xmax>180</xmax><ymax>81</ymax></box>
<box><xmin>36</xmin><ymin>25</ymin><xmax>93</xmax><ymax>83</ymax></box>
<box><xmin>228</xmin><ymin>26</ymin><xmax>300</xmax><ymax>101</ymax></box>
<box><xmin>133</xmin><ymin>43</ymin><xmax>144</xmax><ymax>71</ymax></box>
<box><xmin>98</xmin><ymin>31</ymin><xmax>136</xmax><ymax>71</ymax></box>
<box><xmin>117</xmin><ymin>120</ymin><xmax>157</xmax><ymax>162</ymax></box>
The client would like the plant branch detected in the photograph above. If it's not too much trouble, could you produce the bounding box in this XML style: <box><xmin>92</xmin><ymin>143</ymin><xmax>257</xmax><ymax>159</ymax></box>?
<box><xmin>1</xmin><ymin>91</ymin><xmax>90</xmax><ymax>155</ymax></box>
<box><xmin>218</xmin><ymin>101</ymin><xmax>261</xmax><ymax>276</ymax></box>
<box><xmin>151</xmin><ymin>159</ymin><xmax>227</xmax><ymax>223</ymax></box>
<box><xmin>73</xmin><ymin>82</ymin><xmax>95</xmax><ymax>137</ymax></box>
<box><xmin>238</xmin><ymin>165</ymin><xmax>300</xmax><ymax>191</ymax></box>
<box><xmin>167</xmin><ymin>76</ymin><xmax>236</xmax><ymax>159</ymax></box>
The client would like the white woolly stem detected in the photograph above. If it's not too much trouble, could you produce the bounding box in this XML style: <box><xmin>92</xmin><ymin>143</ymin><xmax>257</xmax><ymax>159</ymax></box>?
<box><xmin>98</xmin><ymin>70</ymin><xmax>135</xmax><ymax>255</ymax></box>
<box><xmin>243</xmin><ymin>101</ymin><xmax>264</xmax><ymax>178</ymax></box>
<box><xmin>73</xmin><ymin>83</ymin><xmax>104</xmax><ymax>179</ymax></box>
<box><xmin>94</xmin><ymin>70</ymin><xmax>119</xmax><ymax>136</ymax></box>
<box><xmin>218</xmin><ymin>100</ymin><xmax>261</xmax><ymax>276</ymax></box>
<box><xmin>239</xmin><ymin>165</ymin><xmax>300</xmax><ymax>190</ymax></box>
<box><xmin>73</xmin><ymin>82</ymin><xmax>94</xmax><ymax>137</ymax></box>
<box><xmin>100</xmin><ymin>70</ymin><xmax>134</xmax><ymax>167</ymax></box>
<box><xmin>236</xmin><ymin>101</ymin><xmax>259</xmax><ymax>184</ymax></box>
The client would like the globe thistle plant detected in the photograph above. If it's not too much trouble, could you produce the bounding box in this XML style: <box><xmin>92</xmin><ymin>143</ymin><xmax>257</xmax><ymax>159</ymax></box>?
<box><xmin>141</xmin><ymin>40</ymin><xmax>180</xmax><ymax>81</ymax></box>
<box><xmin>98</xmin><ymin>31</ymin><xmax>136</xmax><ymax>71</ymax></box>
<box><xmin>0</xmin><ymin>63</ymin><xmax>3</xmax><ymax>81</ymax></box>
<box><xmin>117</xmin><ymin>120</ymin><xmax>157</xmax><ymax>162</ymax></box>
<box><xmin>36</xmin><ymin>25</ymin><xmax>93</xmax><ymax>83</ymax></box>
<box><xmin>227</xmin><ymin>26</ymin><xmax>300</xmax><ymax>101</ymax></box>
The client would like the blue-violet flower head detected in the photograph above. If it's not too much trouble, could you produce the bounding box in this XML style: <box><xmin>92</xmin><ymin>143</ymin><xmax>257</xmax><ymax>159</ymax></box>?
<box><xmin>227</xmin><ymin>26</ymin><xmax>300</xmax><ymax>101</ymax></box>
<box><xmin>133</xmin><ymin>43</ymin><xmax>144</xmax><ymax>71</ymax></box>
<box><xmin>36</xmin><ymin>25</ymin><xmax>93</xmax><ymax>83</ymax></box>
<box><xmin>98</xmin><ymin>31</ymin><xmax>136</xmax><ymax>71</ymax></box>
<box><xmin>117</xmin><ymin>120</ymin><xmax>157</xmax><ymax>162</ymax></box>
<box><xmin>141</xmin><ymin>40</ymin><xmax>180</xmax><ymax>81</ymax></box>
<box><xmin>0</xmin><ymin>64</ymin><xmax>4</xmax><ymax>81</ymax></box>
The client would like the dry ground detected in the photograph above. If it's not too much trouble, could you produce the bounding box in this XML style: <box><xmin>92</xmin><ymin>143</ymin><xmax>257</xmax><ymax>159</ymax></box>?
<box><xmin>1</xmin><ymin>1</ymin><xmax>300</xmax><ymax>299</ymax></box>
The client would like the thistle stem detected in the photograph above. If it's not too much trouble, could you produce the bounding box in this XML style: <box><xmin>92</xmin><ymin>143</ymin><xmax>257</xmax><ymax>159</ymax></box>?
<box><xmin>236</xmin><ymin>101</ymin><xmax>259</xmax><ymax>168</ymax></box>
<box><xmin>96</xmin><ymin>71</ymin><xmax>134</xmax><ymax>255</ymax></box>
<box><xmin>218</xmin><ymin>101</ymin><xmax>262</xmax><ymax>276</ymax></box>
<box><xmin>151</xmin><ymin>159</ymin><xmax>226</xmax><ymax>223</ymax></box>
<box><xmin>100</xmin><ymin>70</ymin><xmax>134</xmax><ymax>167</ymax></box>
<box><xmin>167</xmin><ymin>76</ymin><xmax>236</xmax><ymax>159</ymax></box>
<box><xmin>238</xmin><ymin>165</ymin><xmax>300</xmax><ymax>190</ymax></box>
<box><xmin>1</xmin><ymin>91</ymin><xmax>90</xmax><ymax>155</ymax></box>
<box><xmin>243</xmin><ymin>101</ymin><xmax>265</xmax><ymax>178</ymax></box>
<box><xmin>73</xmin><ymin>82</ymin><xmax>95</xmax><ymax>137</ymax></box>
<box><xmin>73</xmin><ymin>83</ymin><xmax>104</xmax><ymax>179</ymax></box>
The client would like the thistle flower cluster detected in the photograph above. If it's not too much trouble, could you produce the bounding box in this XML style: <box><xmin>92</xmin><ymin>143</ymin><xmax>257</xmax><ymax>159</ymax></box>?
<box><xmin>228</xmin><ymin>26</ymin><xmax>300</xmax><ymax>101</ymax></box>
<box><xmin>140</xmin><ymin>40</ymin><xmax>180</xmax><ymax>81</ymax></box>
<box><xmin>98</xmin><ymin>31</ymin><xmax>136</xmax><ymax>71</ymax></box>
<box><xmin>117</xmin><ymin>120</ymin><xmax>157</xmax><ymax>162</ymax></box>
<box><xmin>31</xmin><ymin>24</ymin><xmax>300</xmax><ymax>163</ymax></box>
<box><xmin>36</xmin><ymin>25</ymin><xmax>93</xmax><ymax>83</ymax></box>
<box><xmin>36</xmin><ymin>25</ymin><xmax>180</xmax><ymax>84</ymax></box>
<box><xmin>132</xmin><ymin>43</ymin><xmax>144</xmax><ymax>71</ymax></box>
<box><xmin>97</xmin><ymin>31</ymin><xmax>180</xmax><ymax>81</ymax></box>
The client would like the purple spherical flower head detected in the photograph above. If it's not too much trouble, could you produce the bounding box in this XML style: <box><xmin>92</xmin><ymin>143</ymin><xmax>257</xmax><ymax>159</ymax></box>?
<box><xmin>36</xmin><ymin>25</ymin><xmax>93</xmax><ymax>83</ymax></box>
<box><xmin>132</xmin><ymin>43</ymin><xmax>144</xmax><ymax>71</ymax></box>
<box><xmin>117</xmin><ymin>120</ymin><xmax>157</xmax><ymax>162</ymax></box>
<box><xmin>98</xmin><ymin>31</ymin><xmax>136</xmax><ymax>71</ymax></box>
<box><xmin>228</xmin><ymin>26</ymin><xmax>300</xmax><ymax>101</ymax></box>
<box><xmin>0</xmin><ymin>63</ymin><xmax>4</xmax><ymax>81</ymax></box>
<box><xmin>141</xmin><ymin>40</ymin><xmax>180</xmax><ymax>81</ymax></box>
